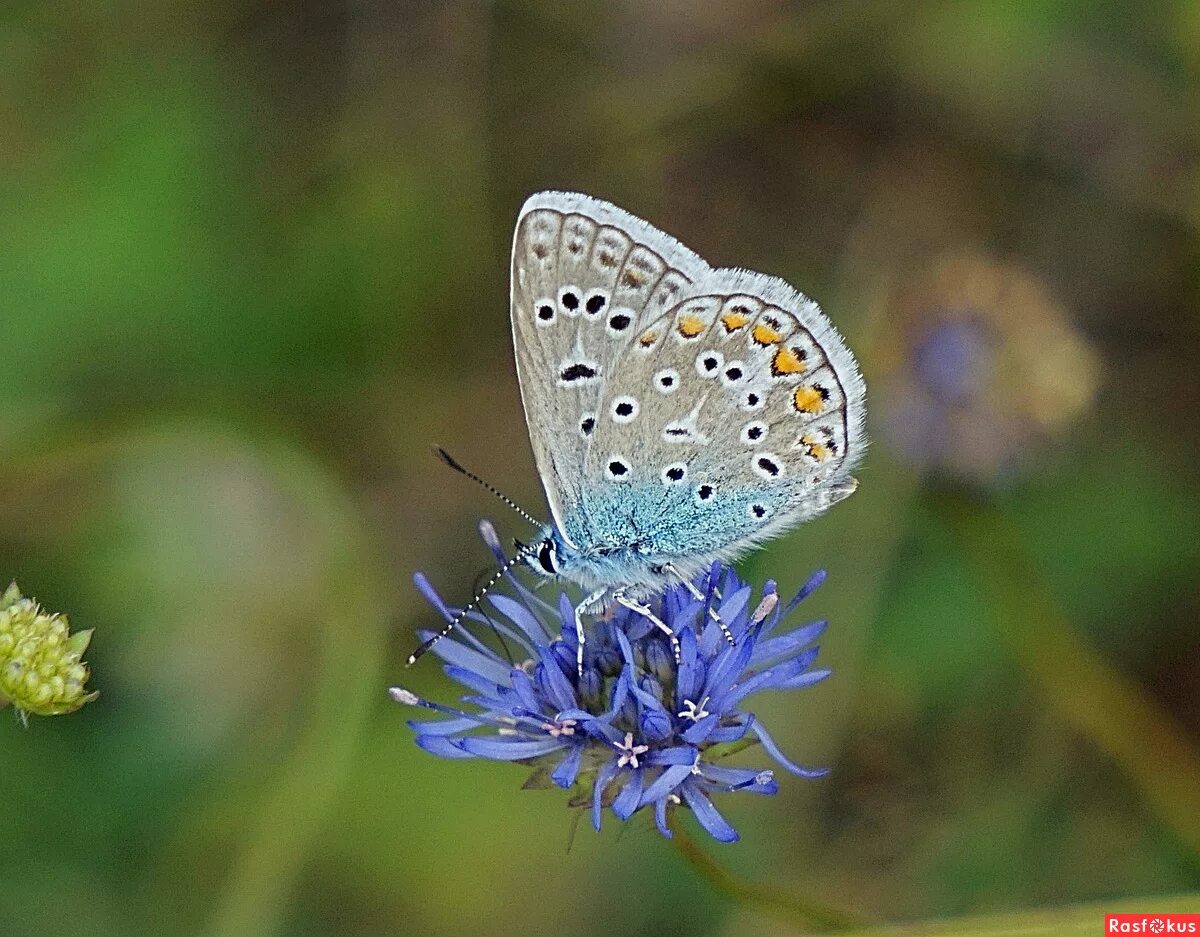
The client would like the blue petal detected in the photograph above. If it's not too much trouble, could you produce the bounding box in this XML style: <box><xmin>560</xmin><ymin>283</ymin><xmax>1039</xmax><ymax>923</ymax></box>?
<box><xmin>676</xmin><ymin>626</ymin><xmax>701</xmax><ymax>707</ymax></box>
<box><xmin>406</xmin><ymin>716</ymin><xmax>478</xmax><ymax>737</ymax></box>
<box><xmin>550</xmin><ymin>745</ymin><xmax>583</xmax><ymax>788</ymax></box>
<box><xmin>457</xmin><ymin>736</ymin><xmax>568</xmax><ymax>760</ymax></box>
<box><xmin>701</xmin><ymin>630</ymin><xmax>758</xmax><ymax>702</ymax></box>
<box><xmin>714</xmin><ymin>585</ymin><xmax>751</xmax><ymax>636</ymax></box>
<box><xmin>749</xmin><ymin>620</ymin><xmax>828</xmax><ymax>667</ymax></box>
<box><xmin>510</xmin><ymin>667</ymin><xmax>545</xmax><ymax>715</ymax></box>
<box><xmin>707</xmin><ymin>715</ymin><xmax>754</xmax><ymax>743</ymax></box>
<box><xmin>480</xmin><ymin>593</ymin><xmax>546</xmax><ymax>647</ymax></box>
<box><xmin>536</xmin><ymin>647</ymin><xmax>578</xmax><ymax>712</ymax></box>
<box><xmin>442</xmin><ymin>664</ymin><xmax>504</xmax><ymax>697</ymax></box>
<box><xmin>612</xmin><ymin>768</ymin><xmax>645</xmax><ymax>820</ymax></box>
<box><xmin>654</xmin><ymin>797</ymin><xmax>672</xmax><ymax>838</ymax></box>
<box><xmin>681</xmin><ymin>783</ymin><xmax>740</xmax><ymax>843</ymax></box>
<box><xmin>716</xmin><ymin>647</ymin><xmax>821</xmax><ymax>710</ymax></box>
<box><xmin>420</xmin><ymin>630</ymin><xmax>512</xmax><ymax>686</ymax></box>
<box><xmin>557</xmin><ymin>593</ymin><xmax>575</xmax><ymax>644</ymax></box>
<box><xmin>682</xmin><ymin>713</ymin><xmax>718</xmax><ymax>744</ymax></box>
<box><xmin>749</xmin><ymin>721</ymin><xmax>828</xmax><ymax>778</ymax></box>
<box><xmin>639</xmin><ymin>763</ymin><xmax>693</xmax><ymax>806</ymax></box>
<box><xmin>783</xmin><ymin>569</ymin><xmax>825</xmax><ymax>615</ymax></box>
<box><xmin>647</xmin><ymin>745</ymin><xmax>698</xmax><ymax>766</ymax></box>
<box><xmin>415</xmin><ymin>735</ymin><xmax>475</xmax><ymax>759</ymax></box>
<box><xmin>592</xmin><ymin>759</ymin><xmax>619</xmax><ymax>831</ymax></box>
<box><xmin>776</xmin><ymin>668</ymin><xmax>831</xmax><ymax>690</ymax></box>
<box><xmin>413</xmin><ymin>572</ymin><xmax>454</xmax><ymax>622</ymax></box>
<box><xmin>640</xmin><ymin>708</ymin><xmax>673</xmax><ymax>741</ymax></box>
<box><xmin>584</xmin><ymin>719</ymin><xmax>624</xmax><ymax>744</ymax></box>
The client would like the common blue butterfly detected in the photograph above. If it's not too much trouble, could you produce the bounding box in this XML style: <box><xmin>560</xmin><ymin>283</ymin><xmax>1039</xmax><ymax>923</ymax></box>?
<box><xmin>410</xmin><ymin>192</ymin><xmax>865</xmax><ymax>674</ymax></box>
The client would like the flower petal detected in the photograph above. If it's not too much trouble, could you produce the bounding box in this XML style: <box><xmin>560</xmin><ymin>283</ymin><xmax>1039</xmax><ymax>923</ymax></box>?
<box><xmin>457</xmin><ymin>736</ymin><xmax>568</xmax><ymax>760</ymax></box>
<box><xmin>550</xmin><ymin>745</ymin><xmax>583</xmax><ymax>788</ymax></box>
<box><xmin>749</xmin><ymin>721</ymin><xmax>828</xmax><ymax>778</ymax></box>
<box><xmin>654</xmin><ymin>797</ymin><xmax>672</xmax><ymax>838</ymax></box>
<box><xmin>536</xmin><ymin>647</ymin><xmax>577</xmax><ymax>712</ymax></box>
<box><xmin>749</xmin><ymin>620</ymin><xmax>828</xmax><ymax>667</ymax></box>
<box><xmin>681</xmin><ymin>783</ymin><xmax>740</xmax><ymax>843</ymax></box>
<box><xmin>592</xmin><ymin>759</ymin><xmax>619</xmax><ymax>831</ymax></box>
<box><xmin>420</xmin><ymin>630</ymin><xmax>512</xmax><ymax>686</ymax></box>
<box><xmin>639</xmin><ymin>763</ymin><xmax>694</xmax><ymax>806</ymax></box>
<box><xmin>415</xmin><ymin>735</ymin><xmax>475</xmax><ymax>759</ymax></box>
<box><xmin>406</xmin><ymin>716</ymin><xmax>478</xmax><ymax>737</ymax></box>
<box><xmin>612</xmin><ymin>767</ymin><xmax>645</xmax><ymax>820</ymax></box>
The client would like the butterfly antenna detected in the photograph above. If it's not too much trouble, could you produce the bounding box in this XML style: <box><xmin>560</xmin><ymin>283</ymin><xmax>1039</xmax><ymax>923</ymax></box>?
<box><xmin>435</xmin><ymin>447</ymin><xmax>543</xmax><ymax>528</ymax></box>
<box><xmin>406</xmin><ymin>544</ymin><xmax>535</xmax><ymax>667</ymax></box>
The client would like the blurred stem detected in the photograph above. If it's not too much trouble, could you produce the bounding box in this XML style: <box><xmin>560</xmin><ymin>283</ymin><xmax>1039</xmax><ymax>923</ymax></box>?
<box><xmin>204</xmin><ymin>434</ymin><xmax>389</xmax><ymax>937</ymax></box>
<box><xmin>670</xmin><ymin>819</ymin><xmax>869</xmax><ymax>932</ymax></box>
<box><xmin>933</xmin><ymin>487</ymin><xmax>1200</xmax><ymax>860</ymax></box>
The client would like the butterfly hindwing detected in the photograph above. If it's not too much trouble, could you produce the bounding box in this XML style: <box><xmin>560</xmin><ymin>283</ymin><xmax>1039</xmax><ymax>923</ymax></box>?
<box><xmin>581</xmin><ymin>267</ymin><xmax>865</xmax><ymax>560</ymax></box>
<box><xmin>510</xmin><ymin>192</ymin><xmax>710</xmax><ymax>541</ymax></box>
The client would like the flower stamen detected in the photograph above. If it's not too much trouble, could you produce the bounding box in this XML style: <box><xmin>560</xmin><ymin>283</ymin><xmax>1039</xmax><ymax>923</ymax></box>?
<box><xmin>614</xmin><ymin>732</ymin><xmax>649</xmax><ymax>769</ymax></box>
<box><xmin>678</xmin><ymin>697</ymin><xmax>711</xmax><ymax>722</ymax></box>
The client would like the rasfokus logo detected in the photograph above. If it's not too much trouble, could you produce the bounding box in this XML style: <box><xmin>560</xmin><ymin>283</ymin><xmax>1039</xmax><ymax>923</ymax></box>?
<box><xmin>1106</xmin><ymin>915</ymin><xmax>1200</xmax><ymax>934</ymax></box>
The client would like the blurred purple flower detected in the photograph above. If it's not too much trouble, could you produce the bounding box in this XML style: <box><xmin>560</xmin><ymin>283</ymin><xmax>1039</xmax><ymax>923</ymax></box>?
<box><xmin>392</xmin><ymin>523</ymin><xmax>832</xmax><ymax>843</ymax></box>
<box><xmin>877</xmin><ymin>254</ymin><xmax>1100</xmax><ymax>485</ymax></box>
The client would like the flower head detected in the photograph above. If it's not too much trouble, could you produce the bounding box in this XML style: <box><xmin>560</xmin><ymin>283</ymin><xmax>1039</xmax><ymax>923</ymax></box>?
<box><xmin>0</xmin><ymin>583</ymin><xmax>99</xmax><ymax>719</ymax></box>
<box><xmin>392</xmin><ymin>523</ymin><xmax>832</xmax><ymax>843</ymax></box>
<box><xmin>876</xmin><ymin>253</ymin><xmax>1100</xmax><ymax>485</ymax></box>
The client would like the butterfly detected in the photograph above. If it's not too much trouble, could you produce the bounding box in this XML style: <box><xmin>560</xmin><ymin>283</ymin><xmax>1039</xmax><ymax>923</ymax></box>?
<box><xmin>410</xmin><ymin>192</ymin><xmax>865</xmax><ymax>674</ymax></box>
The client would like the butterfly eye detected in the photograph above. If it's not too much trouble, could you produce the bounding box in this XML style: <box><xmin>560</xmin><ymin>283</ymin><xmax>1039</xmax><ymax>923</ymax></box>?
<box><xmin>536</xmin><ymin>539</ymin><xmax>559</xmax><ymax>574</ymax></box>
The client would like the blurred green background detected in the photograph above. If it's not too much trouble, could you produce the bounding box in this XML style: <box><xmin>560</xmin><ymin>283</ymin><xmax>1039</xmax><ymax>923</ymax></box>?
<box><xmin>2</xmin><ymin>2</ymin><xmax>1198</xmax><ymax>935</ymax></box>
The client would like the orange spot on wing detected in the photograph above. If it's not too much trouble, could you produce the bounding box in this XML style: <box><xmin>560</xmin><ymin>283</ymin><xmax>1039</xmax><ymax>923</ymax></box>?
<box><xmin>721</xmin><ymin>311</ymin><xmax>750</xmax><ymax>332</ymax></box>
<box><xmin>799</xmin><ymin>434</ymin><xmax>831</xmax><ymax>462</ymax></box>
<box><xmin>771</xmin><ymin>346</ymin><xmax>807</xmax><ymax>376</ymax></box>
<box><xmin>639</xmin><ymin>331</ymin><xmax>658</xmax><ymax>347</ymax></box>
<box><xmin>793</xmin><ymin>386</ymin><xmax>825</xmax><ymax>414</ymax></box>
<box><xmin>753</xmin><ymin>322</ymin><xmax>783</xmax><ymax>345</ymax></box>
<box><xmin>677</xmin><ymin>314</ymin><xmax>706</xmax><ymax>338</ymax></box>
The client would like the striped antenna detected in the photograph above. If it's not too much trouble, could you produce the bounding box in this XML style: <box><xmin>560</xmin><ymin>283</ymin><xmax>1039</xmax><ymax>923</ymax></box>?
<box><xmin>406</xmin><ymin>544</ymin><xmax>536</xmax><ymax>667</ymax></box>
<box><xmin>435</xmin><ymin>447</ymin><xmax>543</xmax><ymax>528</ymax></box>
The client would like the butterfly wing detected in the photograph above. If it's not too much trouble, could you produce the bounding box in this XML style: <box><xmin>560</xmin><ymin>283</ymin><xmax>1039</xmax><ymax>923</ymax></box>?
<box><xmin>581</xmin><ymin>266</ymin><xmax>866</xmax><ymax>568</ymax></box>
<box><xmin>510</xmin><ymin>192</ymin><xmax>711</xmax><ymax>542</ymax></box>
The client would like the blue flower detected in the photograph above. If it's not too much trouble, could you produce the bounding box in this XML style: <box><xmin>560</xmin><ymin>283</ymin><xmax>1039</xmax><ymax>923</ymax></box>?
<box><xmin>391</xmin><ymin>522</ymin><xmax>832</xmax><ymax>844</ymax></box>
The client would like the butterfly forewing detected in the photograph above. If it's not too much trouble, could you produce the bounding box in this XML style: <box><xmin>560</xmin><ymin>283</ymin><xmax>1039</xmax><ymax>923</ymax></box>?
<box><xmin>510</xmin><ymin>192</ymin><xmax>710</xmax><ymax>540</ymax></box>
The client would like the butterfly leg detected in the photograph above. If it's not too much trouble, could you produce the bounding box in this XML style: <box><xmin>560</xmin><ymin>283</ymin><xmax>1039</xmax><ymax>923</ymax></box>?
<box><xmin>661</xmin><ymin>563</ymin><xmax>736</xmax><ymax>646</ymax></box>
<box><xmin>573</xmin><ymin>588</ymin><xmax>608</xmax><ymax>678</ymax></box>
<box><xmin>612</xmin><ymin>592</ymin><xmax>681</xmax><ymax>663</ymax></box>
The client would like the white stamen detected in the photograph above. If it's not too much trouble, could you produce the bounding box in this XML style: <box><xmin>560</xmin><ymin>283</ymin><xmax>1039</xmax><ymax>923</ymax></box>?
<box><xmin>755</xmin><ymin>770</ymin><xmax>774</xmax><ymax>786</ymax></box>
<box><xmin>544</xmin><ymin>718</ymin><xmax>577</xmax><ymax>738</ymax></box>
<box><xmin>614</xmin><ymin>731</ymin><xmax>649</xmax><ymax>769</ymax></box>
<box><xmin>678</xmin><ymin>697</ymin><xmax>711</xmax><ymax>722</ymax></box>
<box><xmin>389</xmin><ymin>687</ymin><xmax>420</xmax><ymax>706</ymax></box>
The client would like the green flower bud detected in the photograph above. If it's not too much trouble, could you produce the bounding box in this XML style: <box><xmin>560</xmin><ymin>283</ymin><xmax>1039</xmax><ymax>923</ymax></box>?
<box><xmin>0</xmin><ymin>583</ymin><xmax>98</xmax><ymax>718</ymax></box>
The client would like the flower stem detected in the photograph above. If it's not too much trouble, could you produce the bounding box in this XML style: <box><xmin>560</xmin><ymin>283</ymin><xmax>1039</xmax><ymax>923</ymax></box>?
<box><xmin>670</xmin><ymin>818</ymin><xmax>869</xmax><ymax>931</ymax></box>
<box><xmin>932</xmin><ymin>487</ymin><xmax>1200</xmax><ymax>860</ymax></box>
